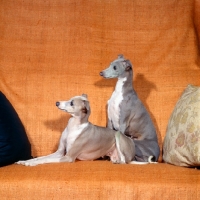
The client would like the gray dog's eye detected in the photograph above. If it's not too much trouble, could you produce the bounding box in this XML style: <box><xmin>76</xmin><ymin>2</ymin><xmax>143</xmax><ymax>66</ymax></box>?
<box><xmin>70</xmin><ymin>101</ymin><xmax>74</xmax><ymax>106</ymax></box>
<box><xmin>113</xmin><ymin>66</ymin><xmax>116</xmax><ymax>70</ymax></box>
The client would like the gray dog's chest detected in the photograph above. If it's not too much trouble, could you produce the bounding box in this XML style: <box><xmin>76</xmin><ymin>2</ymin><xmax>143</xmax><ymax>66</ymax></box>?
<box><xmin>108</xmin><ymin>78</ymin><xmax>126</xmax><ymax>130</ymax></box>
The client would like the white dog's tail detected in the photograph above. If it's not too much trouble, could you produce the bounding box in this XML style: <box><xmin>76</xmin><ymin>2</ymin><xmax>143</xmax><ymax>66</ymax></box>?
<box><xmin>129</xmin><ymin>156</ymin><xmax>158</xmax><ymax>165</ymax></box>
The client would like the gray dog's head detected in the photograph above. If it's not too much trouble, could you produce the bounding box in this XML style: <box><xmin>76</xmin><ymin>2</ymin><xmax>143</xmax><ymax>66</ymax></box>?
<box><xmin>100</xmin><ymin>54</ymin><xmax>132</xmax><ymax>79</ymax></box>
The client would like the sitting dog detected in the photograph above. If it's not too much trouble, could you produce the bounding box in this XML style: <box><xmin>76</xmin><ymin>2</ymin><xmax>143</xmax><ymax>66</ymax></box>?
<box><xmin>100</xmin><ymin>55</ymin><xmax>160</xmax><ymax>162</ymax></box>
<box><xmin>16</xmin><ymin>94</ymin><xmax>135</xmax><ymax>166</ymax></box>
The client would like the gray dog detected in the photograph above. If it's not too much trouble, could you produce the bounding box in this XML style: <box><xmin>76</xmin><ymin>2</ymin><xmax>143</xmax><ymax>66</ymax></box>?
<box><xmin>100</xmin><ymin>55</ymin><xmax>160</xmax><ymax>162</ymax></box>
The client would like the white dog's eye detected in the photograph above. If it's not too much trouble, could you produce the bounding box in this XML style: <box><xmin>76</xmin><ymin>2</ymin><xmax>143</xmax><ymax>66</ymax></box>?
<box><xmin>70</xmin><ymin>101</ymin><xmax>74</xmax><ymax>106</ymax></box>
<box><xmin>113</xmin><ymin>66</ymin><xmax>116</xmax><ymax>70</ymax></box>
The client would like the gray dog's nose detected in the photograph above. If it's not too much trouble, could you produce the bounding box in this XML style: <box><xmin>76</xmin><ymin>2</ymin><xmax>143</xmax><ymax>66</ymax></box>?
<box><xmin>99</xmin><ymin>72</ymin><xmax>103</xmax><ymax>76</ymax></box>
<box><xmin>56</xmin><ymin>102</ymin><xmax>60</xmax><ymax>107</ymax></box>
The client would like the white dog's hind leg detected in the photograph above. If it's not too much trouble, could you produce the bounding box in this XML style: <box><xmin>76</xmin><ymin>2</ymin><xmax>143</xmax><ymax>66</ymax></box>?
<box><xmin>59</xmin><ymin>155</ymin><xmax>73</xmax><ymax>163</ymax></box>
<box><xmin>114</xmin><ymin>131</ymin><xmax>126</xmax><ymax>164</ymax></box>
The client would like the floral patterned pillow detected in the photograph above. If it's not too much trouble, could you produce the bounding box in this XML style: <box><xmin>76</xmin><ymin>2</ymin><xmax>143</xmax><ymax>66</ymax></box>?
<box><xmin>163</xmin><ymin>84</ymin><xmax>200</xmax><ymax>167</ymax></box>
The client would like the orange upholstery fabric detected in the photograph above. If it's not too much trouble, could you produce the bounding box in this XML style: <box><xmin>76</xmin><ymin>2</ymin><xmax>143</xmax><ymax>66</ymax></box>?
<box><xmin>0</xmin><ymin>0</ymin><xmax>200</xmax><ymax>199</ymax></box>
<box><xmin>1</xmin><ymin>162</ymin><xmax>200</xmax><ymax>200</ymax></box>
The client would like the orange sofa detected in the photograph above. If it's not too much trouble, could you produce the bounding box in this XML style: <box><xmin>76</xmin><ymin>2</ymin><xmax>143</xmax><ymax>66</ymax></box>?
<box><xmin>0</xmin><ymin>0</ymin><xmax>200</xmax><ymax>199</ymax></box>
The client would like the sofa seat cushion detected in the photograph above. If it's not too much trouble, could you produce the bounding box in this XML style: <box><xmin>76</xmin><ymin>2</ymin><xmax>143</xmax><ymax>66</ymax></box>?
<box><xmin>0</xmin><ymin>161</ymin><xmax>199</xmax><ymax>200</ymax></box>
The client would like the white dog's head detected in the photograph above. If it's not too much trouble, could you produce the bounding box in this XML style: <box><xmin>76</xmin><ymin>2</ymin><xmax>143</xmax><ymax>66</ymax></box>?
<box><xmin>56</xmin><ymin>94</ymin><xmax>90</xmax><ymax>117</ymax></box>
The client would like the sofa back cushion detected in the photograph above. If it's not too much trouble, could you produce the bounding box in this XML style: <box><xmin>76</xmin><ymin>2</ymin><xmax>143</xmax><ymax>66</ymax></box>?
<box><xmin>0</xmin><ymin>1</ymin><xmax>200</xmax><ymax>157</ymax></box>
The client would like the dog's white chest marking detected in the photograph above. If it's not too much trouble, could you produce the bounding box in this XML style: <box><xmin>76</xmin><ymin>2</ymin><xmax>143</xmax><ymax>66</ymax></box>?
<box><xmin>108</xmin><ymin>77</ymin><xmax>126</xmax><ymax>130</ymax></box>
<box><xmin>66</xmin><ymin>121</ymin><xmax>89</xmax><ymax>152</ymax></box>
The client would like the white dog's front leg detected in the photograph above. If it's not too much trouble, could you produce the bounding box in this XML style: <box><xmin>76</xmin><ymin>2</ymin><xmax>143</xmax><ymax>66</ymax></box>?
<box><xmin>16</xmin><ymin>127</ymin><xmax>68</xmax><ymax>166</ymax></box>
<box><xmin>16</xmin><ymin>151</ymin><xmax>64</xmax><ymax>166</ymax></box>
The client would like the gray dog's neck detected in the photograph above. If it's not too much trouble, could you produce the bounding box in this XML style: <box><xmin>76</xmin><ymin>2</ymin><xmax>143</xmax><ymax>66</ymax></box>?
<box><xmin>118</xmin><ymin>69</ymin><xmax>136</xmax><ymax>95</ymax></box>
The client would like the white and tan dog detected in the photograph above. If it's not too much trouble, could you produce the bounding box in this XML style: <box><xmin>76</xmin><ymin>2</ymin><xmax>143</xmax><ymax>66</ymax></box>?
<box><xmin>16</xmin><ymin>94</ymin><xmax>135</xmax><ymax>166</ymax></box>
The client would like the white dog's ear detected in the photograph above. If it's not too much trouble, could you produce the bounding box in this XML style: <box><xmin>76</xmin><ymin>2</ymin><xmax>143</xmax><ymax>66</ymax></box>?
<box><xmin>81</xmin><ymin>94</ymin><xmax>88</xmax><ymax>100</ymax></box>
<box><xmin>82</xmin><ymin>100</ymin><xmax>90</xmax><ymax>114</ymax></box>
<box><xmin>80</xmin><ymin>94</ymin><xmax>89</xmax><ymax>113</ymax></box>
<box><xmin>84</xmin><ymin>100</ymin><xmax>90</xmax><ymax>110</ymax></box>
<box><xmin>123</xmin><ymin>59</ymin><xmax>132</xmax><ymax>71</ymax></box>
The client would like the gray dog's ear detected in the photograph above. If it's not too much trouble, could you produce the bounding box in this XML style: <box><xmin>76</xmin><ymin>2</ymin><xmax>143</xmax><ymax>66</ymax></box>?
<box><xmin>118</xmin><ymin>54</ymin><xmax>124</xmax><ymax>59</ymax></box>
<box><xmin>123</xmin><ymin>59</ymin><xmax>132</xmax><ymax>71</ymax></box>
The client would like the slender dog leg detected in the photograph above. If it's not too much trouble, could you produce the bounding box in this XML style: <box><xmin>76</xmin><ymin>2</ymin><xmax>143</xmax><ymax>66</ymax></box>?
<box><xmin>59</xmin><ymin>155</ymin><xmax>73</xmax><ymax>163</ymax></box>
<box><xmin>16</xmin><ymin>151</ymin><xmax>65</xmax><ymax>166</ymax></box>
<box><xmin>107</xmin><ymin>118</ymin><xmax>113</xmax><ymax>130</ymax></box>
<box><xmin>16</xmin><ymin>128</ymin><xmax>68</xmax><ymax>166</ymax></box>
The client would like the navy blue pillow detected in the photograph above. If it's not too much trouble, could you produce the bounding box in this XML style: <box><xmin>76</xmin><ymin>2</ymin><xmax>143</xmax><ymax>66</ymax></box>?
<box><xmin>0</xmin><ymin>91</ymin><xmax>32</xmax><ymax>167</ymax></box>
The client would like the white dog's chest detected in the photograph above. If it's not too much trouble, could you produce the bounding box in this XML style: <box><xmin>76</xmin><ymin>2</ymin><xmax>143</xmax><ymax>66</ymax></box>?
<box><xmin>108</xmin><ymin>78</ymin><xmax>126</xmax><ymax>130</ymax></box>
<box><xmin>67</xmin><ymin>122</ymin><xmax>89</xmax><ymax>152</ymax></box>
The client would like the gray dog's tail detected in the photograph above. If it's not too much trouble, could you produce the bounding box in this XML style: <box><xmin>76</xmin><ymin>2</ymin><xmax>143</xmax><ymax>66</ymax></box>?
<box><xmin>129</xmin><ymin>156</ymin><xmax>158</xmax><ymax>165</ymax></box>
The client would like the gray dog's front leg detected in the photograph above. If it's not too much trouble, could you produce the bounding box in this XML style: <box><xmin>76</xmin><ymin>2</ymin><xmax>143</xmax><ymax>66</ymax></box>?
<box><xmin>119</xmin><ymin>123</ymin><xmax>127</xmax><ymax>134</ymax></box>
<box><xmin>107</xmin><ymin>118</ymin><xmax>113</xmax><ymax>130</ymax></box>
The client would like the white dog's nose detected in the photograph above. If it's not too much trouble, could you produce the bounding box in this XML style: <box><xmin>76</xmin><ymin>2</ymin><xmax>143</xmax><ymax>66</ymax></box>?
<box><xmin>56</xmin><ymin>102</ymin><xmax>60</xmax><ymax>107</ymax></box>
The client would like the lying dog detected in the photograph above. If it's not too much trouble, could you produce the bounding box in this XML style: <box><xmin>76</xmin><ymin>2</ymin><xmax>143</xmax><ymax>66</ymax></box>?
<box><xmin>100</xmin><ymin>55</ymin><xmax>160</xmax><ymax>162</ymax></box>
<box><xmin>16</xmin><ymin>94</ymin><xmax>135</xmax><ymax>166</ymax></box>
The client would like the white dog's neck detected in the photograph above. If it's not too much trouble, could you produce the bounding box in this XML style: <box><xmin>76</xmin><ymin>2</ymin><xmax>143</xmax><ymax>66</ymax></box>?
<box><xmin>66</xmin><ymin>117</ymin><xmax>89</xmax><ymax>152</ymax></box>
<box><xmin>70</xmin><ymin>111</ymin><xmax>89</xmax><ymax>124</ymax></box>
<box><xmin>69</xmin><ymin>116</ymin><xmax>84</xmax><ymax>126</ymax></box>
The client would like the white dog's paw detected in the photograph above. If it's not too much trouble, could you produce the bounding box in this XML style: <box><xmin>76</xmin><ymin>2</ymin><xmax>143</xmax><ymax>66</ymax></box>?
<box><xmin>16</xmin><ymin>160</ymin><xmax>26</xmax><ymax>165</ymax></box>
<box><xmin>24</xmin><ymin>161</ymin><xmax>38</xmax><ymax>166</ymax></box>
<box><xmin>16</xmin><ymin>160</ymin><xmax>38</xmax><ymax>166</ymax></box>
